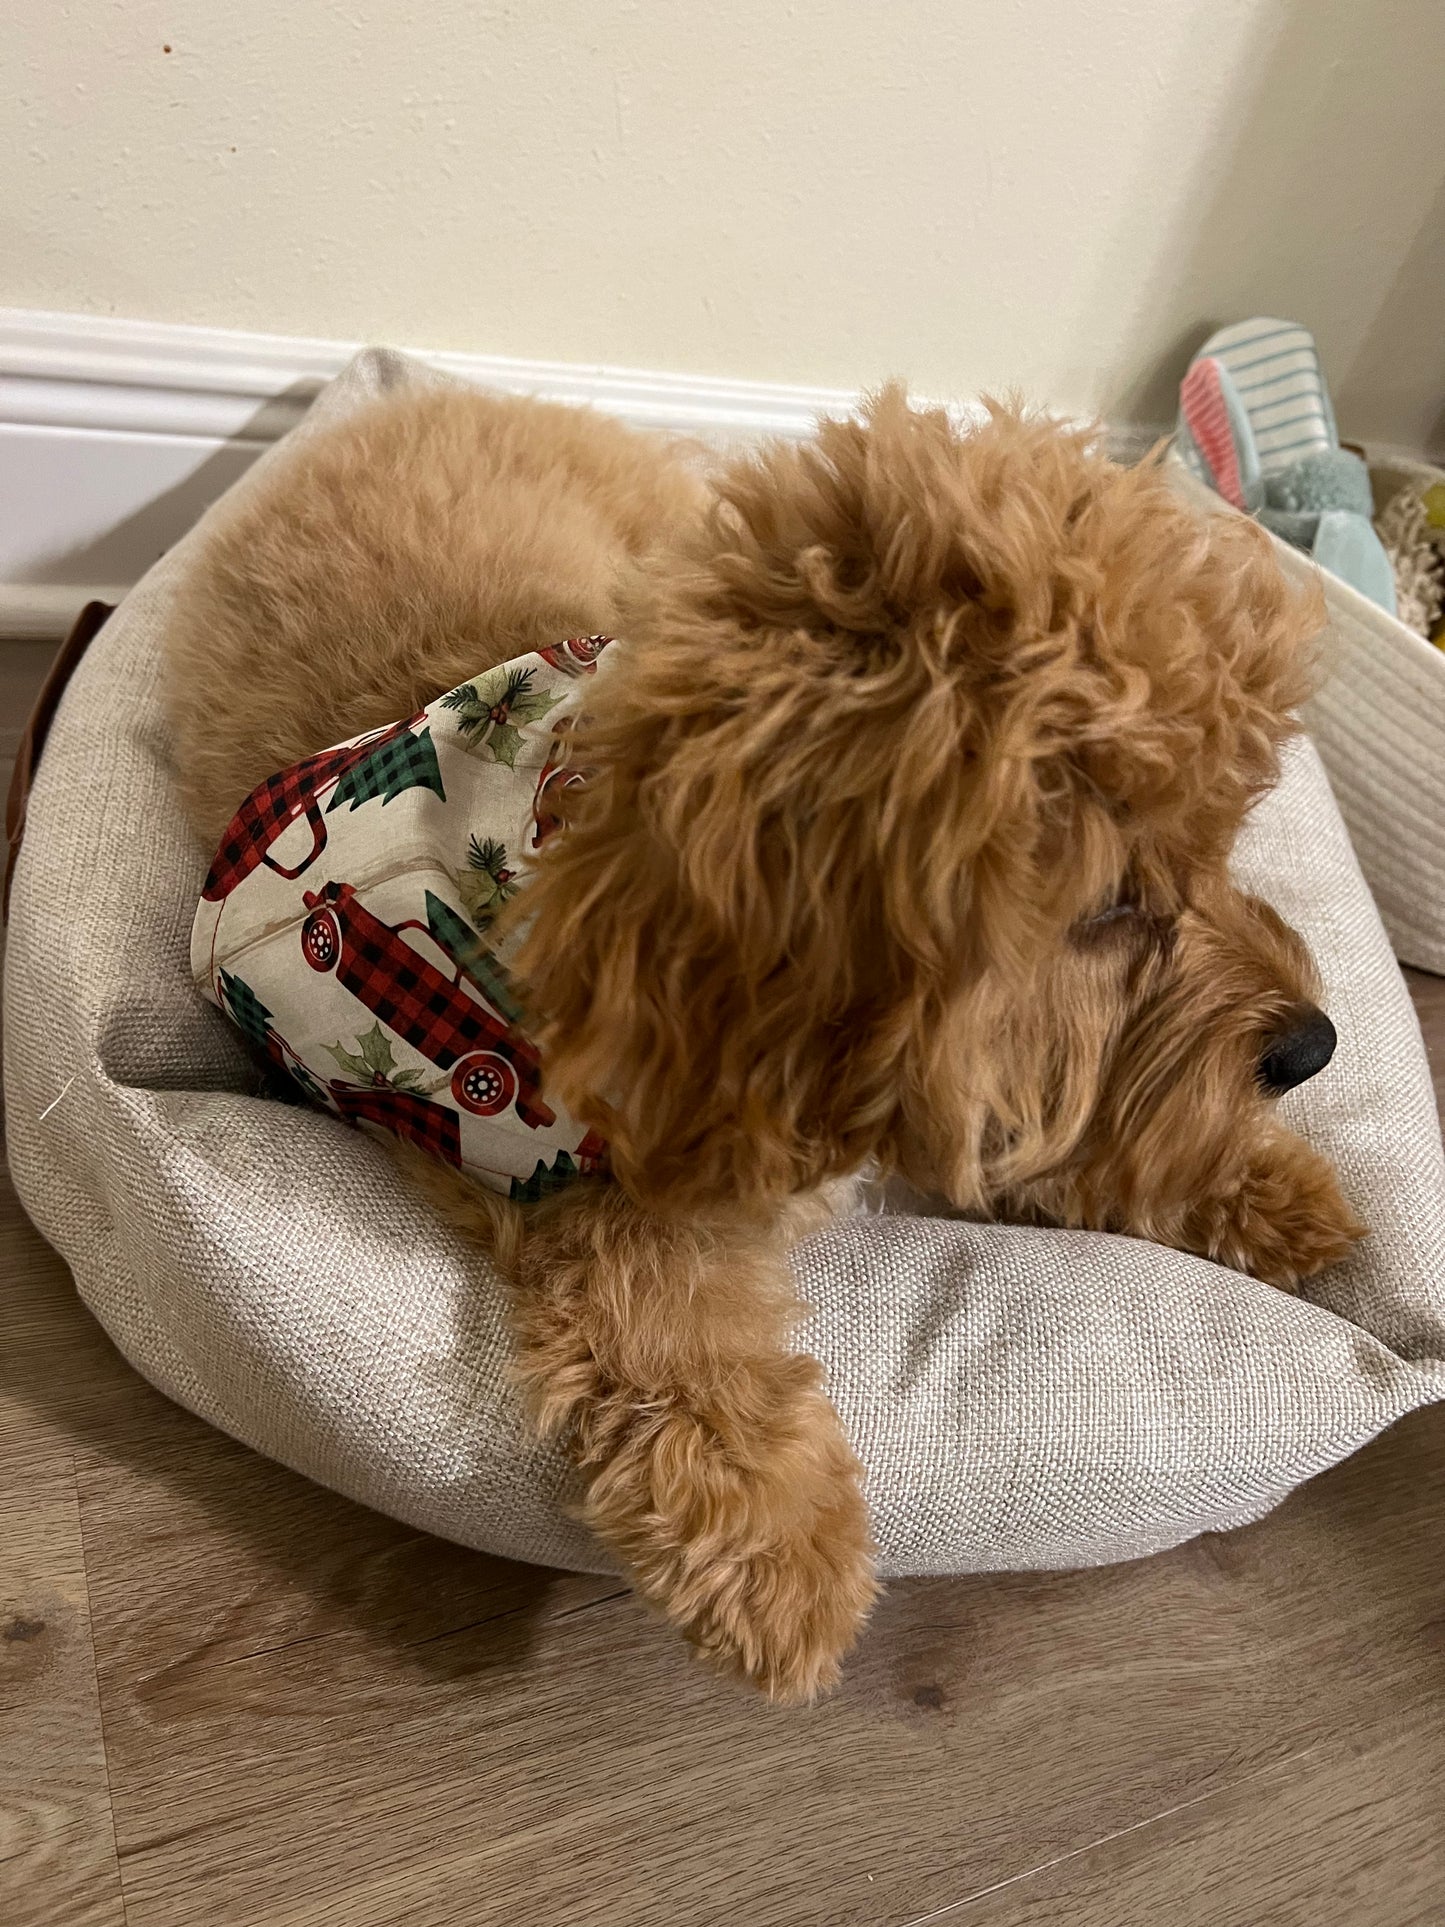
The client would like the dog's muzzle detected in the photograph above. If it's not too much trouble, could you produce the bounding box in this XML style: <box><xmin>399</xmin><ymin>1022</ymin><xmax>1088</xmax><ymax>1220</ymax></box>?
<box><xmin>1258</xmin><ymin>1006</ymin><xmax>1337</xmax><ymax>1094</ymax></box>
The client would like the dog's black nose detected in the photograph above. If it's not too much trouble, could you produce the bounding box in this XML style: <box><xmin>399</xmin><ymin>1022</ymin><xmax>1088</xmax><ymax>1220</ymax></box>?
<box><xmin>1258</xmin><ymin>1006</ymin><xmax>1337</xmax><ymax>1094</ymax></box>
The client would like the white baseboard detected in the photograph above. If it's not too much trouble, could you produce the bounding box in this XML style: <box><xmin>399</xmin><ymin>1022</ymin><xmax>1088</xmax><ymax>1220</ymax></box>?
<box><xmin>0</xmin><ymin>308</ymin><xmax>878</xmax><ymax>638</ymax></box>
<box><xmin>0</xmin><ymin>307</ymin><xmax>1163</xmax><ymax>641</ymax></box>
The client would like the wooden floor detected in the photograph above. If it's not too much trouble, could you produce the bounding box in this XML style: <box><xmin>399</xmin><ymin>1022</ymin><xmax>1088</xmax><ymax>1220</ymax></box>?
<box><xmin>3</xmin><ymin>638</ymin><xmax>1445</xmax><ymax>1922</ymax></box>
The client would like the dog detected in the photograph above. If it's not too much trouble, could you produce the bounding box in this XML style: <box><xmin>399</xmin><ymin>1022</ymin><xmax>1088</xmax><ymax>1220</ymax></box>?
<box><xmin>164</xmin><ymin>381</ymin><xmax>1363</xmax><ymax>1701</ymax></box>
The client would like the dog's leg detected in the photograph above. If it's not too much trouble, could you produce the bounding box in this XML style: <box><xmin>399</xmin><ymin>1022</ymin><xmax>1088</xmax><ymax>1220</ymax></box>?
<box><xmin>1169</xmin><ymin>1125</ymin><xmax>1366</xmax><ymax>1290</ymax></box>
<box><xmin>510</xmin><ymin>1185</ymin><xmax>877</xmax><ymax>1702</ymax></box>
<box><xmin>1003</xmin><ymin>1122</ymin><xmax>1365</xmax><ymax>1291</ymax></box>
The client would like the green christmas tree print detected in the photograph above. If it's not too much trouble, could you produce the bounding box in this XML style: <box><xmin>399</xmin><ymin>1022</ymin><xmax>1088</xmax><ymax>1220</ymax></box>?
<box><xmin>511</xmin><ymin>1151</ymin><xmax>582</xmax><ymax>1204</ymax></box>
<box><xmin>327</xmin><ymin>726</ymin><xmax>446</xmax><ymax>812</ymax></box>
<box><xmin>327</xmin><ymin>724</ymin><xmax>446</xmax><ymax>809</ymax></box>
<box><xmin>218</xmin><ymin>968</ymin><xmax>327</xmax><ymax>1105</ymax></box>
<box><xmin>218</xmin><ymin>968</ymin><xmax>276</xmax><ymax>1053</ymax></box>
<box><xmin>440</xmin><ymin>664</ymin><xmax>560</xmax><ymax>768</ymax></box>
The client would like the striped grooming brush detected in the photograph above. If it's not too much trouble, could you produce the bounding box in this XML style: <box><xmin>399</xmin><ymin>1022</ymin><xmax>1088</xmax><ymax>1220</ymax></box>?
<box><xmin>1175</xmin><ymin>317</ymin><xmax>1396</xmax><ymax>616</ymax></box>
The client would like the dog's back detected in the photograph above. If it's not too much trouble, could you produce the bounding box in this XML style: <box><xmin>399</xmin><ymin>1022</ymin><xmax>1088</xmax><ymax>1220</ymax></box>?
<box><xmin>163</xmin><ymin>385</ymin><xmax>703</xmax><ymax>845</ymax></box>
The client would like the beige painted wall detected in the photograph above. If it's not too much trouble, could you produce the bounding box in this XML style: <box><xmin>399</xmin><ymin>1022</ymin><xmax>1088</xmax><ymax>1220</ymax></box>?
<box><xmin>7</xmin><ymin>1</ymin><xmax>1445</xmax><ymax>448</ymax></box>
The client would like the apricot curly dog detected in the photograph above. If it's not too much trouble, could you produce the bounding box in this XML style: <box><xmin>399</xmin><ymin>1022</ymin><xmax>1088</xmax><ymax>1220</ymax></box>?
<box><xmin>164</xmin><ymin>382</ymin><xmax>1362</xmax><ymax>1702</ymax></box>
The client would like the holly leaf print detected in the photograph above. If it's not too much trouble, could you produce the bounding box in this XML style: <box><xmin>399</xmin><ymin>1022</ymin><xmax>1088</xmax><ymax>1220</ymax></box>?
<box><xmin>326</xmin><ymin>1022</ymin><xmax>404</xmax><ymax>1087</ymax></box>
<box><xmin>471</xmin><ymin>663</ymin><xmax>527</xmax><ymax>716</ymax></box>
<box><xmin>441</xmin><ymin>665</ymin><xmax>558</xmax><ymax>764</ymax></box>
<box><xmin>440</xmin><ymin>680</ymin><xmax>481</xmax><ymax>720</ymax></box>
<box><xmin>456</xmin><ymin>871</ymin><xmax>492</xmax><ymax>923</ymax></box>
<box><xmin>324</xmin><ymin>1041</ymin><xmax>374</xmax><ymax>1083</ymax></box>
<box><xmin>509</xmin><ymin>683</ymin><xmax>561</xmax><ymax>728</ymax></box>
<box><xmin>454</xmin><ymin>835</ymin><xmax>519</xmax><ymax>926</ymax></box>
<box><xmin>469</xmin><ymin>834</ymin><xmax>509</xmax><ymax>877</ymax></box>
<box><xmin>487</xmin><ymin>722</ymin><xmax>524</xmax><ymax>769</ymax></box>
<box><xmin>357</xmin><ymin>1022</ymin><xmax>398</xmax><ymax>1077</ymax></box>
<box><xmin>458</xmin><ymin>872</ymin><xmax>507</xmax><ymax>923</ymax></box>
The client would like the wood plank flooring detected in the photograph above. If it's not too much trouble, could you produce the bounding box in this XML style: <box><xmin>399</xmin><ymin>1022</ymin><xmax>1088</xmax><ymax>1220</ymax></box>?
<box><xmin>2</xmin><ymin>631</ymin><xmax>1443</xmax><ymax>1923</ymax></box>
<box><xmin>3</xmin><ymin>1131</ymin><xmax>1443</xmax><ymax>1927</ymax></box>
<box><xmin>0</xmin><ymin>1463</ymin><xmax>125</xmax><ymax>1927</ymax></box>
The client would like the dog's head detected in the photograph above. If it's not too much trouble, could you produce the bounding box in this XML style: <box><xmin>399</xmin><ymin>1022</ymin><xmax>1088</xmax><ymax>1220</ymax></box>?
<box><xmin>510</xmin><ymin>388</ymin><xmax>1341</xmax><ymax>1250</ymax></box>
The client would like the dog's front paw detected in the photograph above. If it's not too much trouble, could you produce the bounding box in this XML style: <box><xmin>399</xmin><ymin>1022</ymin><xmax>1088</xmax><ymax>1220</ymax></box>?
<box><xmin>658</xmin><ymin>1427</ymin><xmax>878</xmax><ymax>1704</ymax></box>
<box><xmin>578</xmin><ymin>1356</ymin><xmax>878</xmax><ymax>1703</ymax></box>
<box><xmin>510</xmin><ymin>1190</ymin><xmax>878</xmax><ymax>1699</ymax></box>
<box><xmin>1189</xmin><ymin>1129</ymin><xmax>1366</xmax><ymax>1289</ymax></box>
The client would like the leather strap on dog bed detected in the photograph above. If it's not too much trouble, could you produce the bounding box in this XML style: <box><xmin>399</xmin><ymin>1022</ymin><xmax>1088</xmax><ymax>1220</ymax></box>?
<box><xmin>4</xmin><ymin>600</ymin><xmax>115</xmax><ymax>920</ymax></box>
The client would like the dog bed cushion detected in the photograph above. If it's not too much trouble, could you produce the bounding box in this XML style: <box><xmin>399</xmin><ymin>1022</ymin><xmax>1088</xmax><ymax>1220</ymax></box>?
<box><xmin>6</xmin><ymin>349</ymin><xmax>1445</xmax><ymax>1580</ymax></box>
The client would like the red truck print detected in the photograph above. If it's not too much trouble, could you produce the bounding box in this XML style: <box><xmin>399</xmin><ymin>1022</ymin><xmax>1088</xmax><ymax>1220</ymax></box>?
<box><xmin>300</xmin><ymin>881</ymin><xmax>557</xmax><ymax>1127</ymax></box>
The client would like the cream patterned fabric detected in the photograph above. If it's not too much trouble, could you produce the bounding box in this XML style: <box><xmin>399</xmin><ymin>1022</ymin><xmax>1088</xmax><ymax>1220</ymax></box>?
<box><xmin>193</xmin><ymin>638</ymin><xmax>615</xmax><ymax>1200</ymax></box>
<box><xmin>6</xmin><ymin>350</ymin><xmax>1444</xmax><ymax>1579</ymax></box>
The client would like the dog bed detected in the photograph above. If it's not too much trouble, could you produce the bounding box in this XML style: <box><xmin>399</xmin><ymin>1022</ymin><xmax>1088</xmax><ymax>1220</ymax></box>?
<box><xmin>6</xmin><ymin>349</ymin><xmax>1445</xmax><ymax>1579</ymax></box>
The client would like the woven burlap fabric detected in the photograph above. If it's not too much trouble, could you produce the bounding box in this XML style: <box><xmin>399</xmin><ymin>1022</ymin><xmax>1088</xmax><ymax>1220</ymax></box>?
<box><xmin>6</xmin><ymin>351</ymin><xmax>1444</xmax><ymax>1579</ymax></box>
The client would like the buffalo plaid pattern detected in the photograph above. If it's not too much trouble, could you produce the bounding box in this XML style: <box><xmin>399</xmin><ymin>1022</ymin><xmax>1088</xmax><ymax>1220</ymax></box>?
<box><xmin>328</xmin><ymin>724</ymin><xmax>445</xmax><ymax>814</ymax></box>
<box><xmin>329</xmin><ymin>1082</ymin><xmax>462</xmax><ymax>1167</ymax></box>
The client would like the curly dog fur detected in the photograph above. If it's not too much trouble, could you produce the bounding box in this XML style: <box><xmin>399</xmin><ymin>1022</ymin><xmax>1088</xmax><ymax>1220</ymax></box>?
<box><xmin>164</xmin><ymin>381</ymin><xmax>1363</xmax><ymax>1701</ymax></box>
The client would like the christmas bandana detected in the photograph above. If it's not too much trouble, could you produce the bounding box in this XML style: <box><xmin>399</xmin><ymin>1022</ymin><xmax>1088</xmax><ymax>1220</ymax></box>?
<box><xmin>192</xmin><ymin>637</ymin><xmax>614</xmax><ymax>1201</ymax></box>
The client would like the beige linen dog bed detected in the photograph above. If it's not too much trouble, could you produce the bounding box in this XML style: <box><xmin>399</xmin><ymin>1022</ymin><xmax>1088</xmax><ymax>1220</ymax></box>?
<box><xmin>6</xmin><ymin>350</ymin><xmax>1445</xmax><ymax>1580</ymax></box>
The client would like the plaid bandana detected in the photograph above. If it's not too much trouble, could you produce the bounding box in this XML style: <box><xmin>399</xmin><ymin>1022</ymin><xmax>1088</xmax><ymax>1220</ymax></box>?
<box><xmin>192</xmin><ymin>636</ymin><xmax>614</xmax><ymax>1201</ymax></box>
